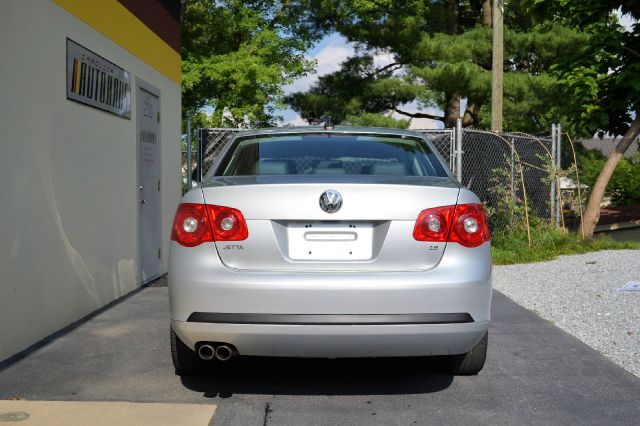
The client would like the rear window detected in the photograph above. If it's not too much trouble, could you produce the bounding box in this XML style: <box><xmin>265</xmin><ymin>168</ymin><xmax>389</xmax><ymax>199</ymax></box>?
<box><xmin>215</xmin><ymin>134</ymin><xmax>448</xmax><ymax>177</ymax></box>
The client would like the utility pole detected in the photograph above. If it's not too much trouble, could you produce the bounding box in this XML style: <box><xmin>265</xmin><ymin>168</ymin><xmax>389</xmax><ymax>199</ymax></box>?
<box><xmin>491</xmin><ymin>0</ymin><xmax>504</xmax><ymax>132</ymax></box>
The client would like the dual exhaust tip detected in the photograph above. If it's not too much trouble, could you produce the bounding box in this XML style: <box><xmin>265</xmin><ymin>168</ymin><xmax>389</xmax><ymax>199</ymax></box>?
<box><xmin>197</xmin><ymin>343</ymin><xmax>237</xmax><ymax>361</ymax></box>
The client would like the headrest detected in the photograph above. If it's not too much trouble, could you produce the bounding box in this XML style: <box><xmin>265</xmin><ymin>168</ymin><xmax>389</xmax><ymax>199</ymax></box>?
<box><xmin>370</xmin><ymin>163</ymin><xmax>406</xmax><ymax>176</ymax></box>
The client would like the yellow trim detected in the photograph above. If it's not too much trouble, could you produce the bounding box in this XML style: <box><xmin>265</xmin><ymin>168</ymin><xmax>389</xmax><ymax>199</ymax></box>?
<box><xmin>53</xmin><ymin>0</ymin><xmax>180</xmax><ymax>84</ymax></box>
<box><xmin>74</xmin><ymin>59</ymin><xmax>81</xmax><ymax>93</ymax></box>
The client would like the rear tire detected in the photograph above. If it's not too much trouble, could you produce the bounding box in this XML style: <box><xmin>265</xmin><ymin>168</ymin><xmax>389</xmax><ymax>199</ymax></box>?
<box><xmin>170</xmin><ymin>326</ymin><xmax>202</xmax><ymax>375</ymax></box>
<box><xmin>446</xmin><ymin>331</ymin><xmax>487</xmax><ymax>375</ymax></box>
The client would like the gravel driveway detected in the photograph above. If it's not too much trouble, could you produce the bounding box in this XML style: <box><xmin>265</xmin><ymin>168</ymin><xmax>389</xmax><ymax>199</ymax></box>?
<box><xmin>493</xmin><ymin>249</ymin><xmax>640</xmax><ymax>377</ymax></box>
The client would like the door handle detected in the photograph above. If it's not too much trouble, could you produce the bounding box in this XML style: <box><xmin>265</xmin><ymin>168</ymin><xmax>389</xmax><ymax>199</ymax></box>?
<box><xmin>140</xmin><ymin>199</ymin><xmax>146</xmax><ymax>205</ymax></box>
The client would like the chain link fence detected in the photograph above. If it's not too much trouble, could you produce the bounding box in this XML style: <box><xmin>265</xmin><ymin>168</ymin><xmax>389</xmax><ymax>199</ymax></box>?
<box><xmin>185</xmin><ymin>126</ymin><xmax>558</xmax><ymax>231</ymax></box>
<box><xmin>459</xmin><ymin>130</ymin><xmax>554</xmax><ymax>230</ymax></box>
<box><xmin>194</xmin><ymin>128</ymin><xmax>240</xmax><ymax>181</ymax></box>
<box><xmin>413</xmin><ymin>129</ymin><xmax>455</xmax><ymax>167</ymax></box>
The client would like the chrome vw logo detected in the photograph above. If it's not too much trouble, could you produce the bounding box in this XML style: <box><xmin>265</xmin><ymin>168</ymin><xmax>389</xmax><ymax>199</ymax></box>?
<box><xmin>319</xmin><ymin>189</ymin><xmax>343</xmax><ymax>214</ymax></box>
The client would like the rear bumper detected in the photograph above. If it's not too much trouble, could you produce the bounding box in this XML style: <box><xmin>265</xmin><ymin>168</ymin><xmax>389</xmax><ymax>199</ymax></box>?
<box><xmin>172</xmin><ymin>320</ymin><xmax>489</xmax><ymax>357</ymax></box>
<box><xmin>169</xmin><ymin>241</ymin><xmax>492</xmax><ymax>357</ymax></box>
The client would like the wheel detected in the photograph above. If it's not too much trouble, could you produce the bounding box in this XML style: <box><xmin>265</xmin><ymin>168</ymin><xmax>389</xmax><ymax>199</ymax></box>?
<box><xmin>447</xmin><ymin>331</ymin><xmax>488</xmax><ymax>375</ymax></box>
<box><xmin>170</xmin><ymin>326</ymin><xmax>202</xmax><ymax>375</ymax></box>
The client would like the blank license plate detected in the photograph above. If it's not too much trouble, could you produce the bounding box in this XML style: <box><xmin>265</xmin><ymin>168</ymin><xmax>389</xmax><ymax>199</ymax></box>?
<box><xmin>287</xmin><ymin>222</ymin><xmax>374</xmax><ymax>261</ymax></box>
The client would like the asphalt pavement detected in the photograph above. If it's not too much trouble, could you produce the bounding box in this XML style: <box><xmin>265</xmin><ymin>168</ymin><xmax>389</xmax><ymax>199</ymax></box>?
<box><xmin>0</xmin><ymin>279</ymin><xmax>638</xmax><ymax>425</ymax></box>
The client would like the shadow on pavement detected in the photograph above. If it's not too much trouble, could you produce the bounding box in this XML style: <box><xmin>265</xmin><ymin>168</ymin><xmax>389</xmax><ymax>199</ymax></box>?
<box><xmin>180</xmin><ymin>356</ymin><xmax>454</xmax><ymax>398</ymax></box>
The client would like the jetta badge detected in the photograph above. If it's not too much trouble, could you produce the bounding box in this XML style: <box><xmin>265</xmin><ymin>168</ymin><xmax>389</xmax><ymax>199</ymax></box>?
<box><xmin>319</xmin><ymin>189</ymin><xmax>343</xmax><ymax>214</ymax></box>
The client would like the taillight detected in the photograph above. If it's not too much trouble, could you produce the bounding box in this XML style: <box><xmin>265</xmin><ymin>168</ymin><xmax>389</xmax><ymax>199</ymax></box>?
<box><xmin>206</xmin><ymin>205</ymin><xmax>248</xmax><ymax>241</ymax></box>
<box><xmin>171</xmin><ymin>203</ymin><xmax>248</xmax><ymax>247</ymax></box>
<box><xmin>413</xmin><ymin>203</ymin><xmax>490</xmax><ymax>248</ymax></box>
<box><xmin>449</xmin><ymin>203</ymin><xmax>490</xmax><ymax>247</ymax></box>
<box><xmin>171</xmin><ymin>203</ymin><xmax>214</xmax><ymax>247</ymax></box>
<box><xmin>413</xmin><ymin>205</ymin><xmax>455</xmax><ymax>242</ymax></box>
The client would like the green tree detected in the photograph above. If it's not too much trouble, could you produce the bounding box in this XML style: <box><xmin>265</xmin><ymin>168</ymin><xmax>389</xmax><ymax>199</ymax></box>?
<box><xmin>285</xmin><ymin>55</ymin><xmax>416</xmax><ymax>125</ymax></box>
<box><xmin>181</xmin><ymin>0</ymin><xmax>315</xmax><ymax>128</ymax></box>
<box><xmin>575</xmin><ymin>145</ymin><xmax>640</xmax><ymax>206</ymax></box>
<box><xmin>285</xmin><ymin>0</ymin><xmax>587</xmax><ymax>131</ymax></box>
<box><xmin>530</xmin><ymin>0</ymin><xmax>640</xmax><ymax>236</ymax></box>
<box><xmin>343</xmin><ymin>113</ymin><xmax>410</xmax><ymax>129</ymax></box>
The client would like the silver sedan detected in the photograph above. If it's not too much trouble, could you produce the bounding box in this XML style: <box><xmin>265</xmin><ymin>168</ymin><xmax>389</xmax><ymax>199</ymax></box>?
<box><xmin>169</xmin><ymin>126</ymin><xmax>492</xmax><ymax>375</ymax></box>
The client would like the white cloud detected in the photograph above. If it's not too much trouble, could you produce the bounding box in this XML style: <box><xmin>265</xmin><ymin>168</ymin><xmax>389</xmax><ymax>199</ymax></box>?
<box><xmin>616</xmin><ymin>8</ymin><xmax>637</xmax><ymax>32</ymax></box>
<box><xmin>287</xmin><ymin>114</ymin><xmax>308</xmax><ymax>126</ymax></box>
<box><xmin>372</xmin><ymin>51</ymin><xmax>396</xmax><ymax>69</ymax></box>
<box><xmin>282</xmin><ymin>35</ymin><xmax>356</xmax><ymax>95</ymax></box>
<box><xmin>315</xmin><ymin>40</ymin><xmax>355</xmax><ymax>75</ymax></box>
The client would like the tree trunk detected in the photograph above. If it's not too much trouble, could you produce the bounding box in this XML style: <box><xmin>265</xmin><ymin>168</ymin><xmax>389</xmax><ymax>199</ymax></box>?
<box><xmin>482</xmin><ymin>0</ymin><xmax>492</xmax><ymax>27</ymax></box>
<box><xmin>448</xmin><ymin>0</ymin><xmax>459</xmax><ymax>36</ymax></box>
<box><xmin>580</xmin><ymin>114</ymin><xmax>640</xmax><ymax>237</ymax></box>
<box><xmin>458</xmin><ymin>1</ymin><xmax>491</xmax><ymax>128</ymax></box>
<box><xmin>462</xmin><ymin>102</ymin><xmax>480</xmax><ymax>126</ymax></box>
<box><xmin>442</xmin><ymin>1</ymin><xmax>460</xmax><ymax>129</ymax></box>
<box><xmin>444</xmin><ymin>94</ymin><xmax>461</xmax><ymax>128</ymax></box>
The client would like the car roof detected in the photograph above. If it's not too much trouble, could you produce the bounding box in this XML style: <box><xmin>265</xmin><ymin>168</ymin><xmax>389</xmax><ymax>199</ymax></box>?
<box><xmin>232</xmin><ymin>126</ymin><xmax>430</xmax><ymax>139</ymax></box>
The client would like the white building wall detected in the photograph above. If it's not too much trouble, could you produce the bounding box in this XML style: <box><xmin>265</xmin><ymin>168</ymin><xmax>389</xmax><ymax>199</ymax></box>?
<box><xmin>0</xmin><ymin>0</ymin><xmax>181</xmax><ymax>362</ymax></box>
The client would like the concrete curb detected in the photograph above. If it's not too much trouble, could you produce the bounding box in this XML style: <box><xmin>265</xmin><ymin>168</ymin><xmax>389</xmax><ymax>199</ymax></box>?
<box><xmin>0</xmin><ymin>400</ymin><xmax>216</xmax><ymax>426</ymax></box>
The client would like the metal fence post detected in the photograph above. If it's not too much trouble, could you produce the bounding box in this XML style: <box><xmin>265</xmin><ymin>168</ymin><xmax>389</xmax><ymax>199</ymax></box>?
<box><xmin>450</xmin><ymin>130</ymin><xmax>455</xmax><ymax>172</ymax></box>
<box><xmin>196</xmin><ymin>127</ymin><xmax>202</xmax><ymax>182</ymax></box>
<box><xmin>509</xmin><ymin>137</ymin><xmax>515</xmax><ymax>201</ymax></box>
<box><xmin>550</xmin><ymin>124</ymin><xmax>557</xmax><ymax>225</ymax></box>
<box><xmin>186</xmin><ymin>116</ymin><xmax>192</xmax><ymax>189</ymax></box>
<box><xmin>456</xmin><ymin>118</ymin><xmax>463</xmax><ymax>183</ymax></box>
<box><xmin>556</xmin><ymin>124</ymin><xmax>562</xmax><ymax>227</ymax></box>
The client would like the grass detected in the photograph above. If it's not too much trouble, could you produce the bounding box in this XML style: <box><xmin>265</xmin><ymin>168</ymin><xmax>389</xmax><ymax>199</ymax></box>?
<box><xmin>491</xmin><ymin>226</ymin><xmax>640</xmax><ymax>265</ymax></box>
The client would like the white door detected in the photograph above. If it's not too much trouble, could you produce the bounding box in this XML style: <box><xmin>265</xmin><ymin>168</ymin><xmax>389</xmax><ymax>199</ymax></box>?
<box><xmin>137</xmin><ymin>85</ymin><xmax>162</xmax><ymax>283</ymax></box>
